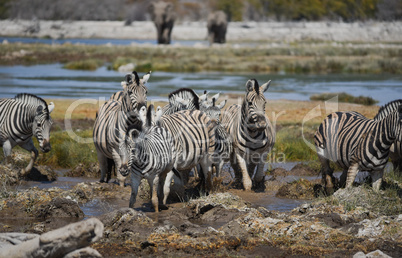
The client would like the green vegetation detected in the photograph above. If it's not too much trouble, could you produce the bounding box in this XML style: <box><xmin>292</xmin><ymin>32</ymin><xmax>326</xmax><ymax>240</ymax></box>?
<box><xmin>310</xmin><ymin>92</ymin><xmax>379</xmax><ymax>105</ymax></box>
<box><xmin>1</xmin><ymin>43</ymin><xmax>401</xmax><ymax>75</ymax></box>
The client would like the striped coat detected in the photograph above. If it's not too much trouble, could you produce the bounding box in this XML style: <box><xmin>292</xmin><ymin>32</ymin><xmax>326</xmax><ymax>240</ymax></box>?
<box><xmin>373</xmin><ymin>99</ymin><xmax>402</xmax><ymax>171</ymax></box>
<box><xmin>221</xmin><ymin>79</ymin><xmax>275</xmax><ymax>191</ymax></box>
<box><xmin>159</xmin><ymin>109</ymin><xmax>215</xmax><ymax>204</ymax></box>
<box><xmin>162</xmin><ymin>88</ymin><xmax>200</xmax><ymax>115</ymax></box>
<box><xmin>314</xmin><ymin>106</ymin><xmax>402</xmax><ymax>192</ymax></box>
<box><xmin>119</xmin><ymin>105</ymin><xmax>177</xmax><ymax>212</ymax></box>
<box><xmin>0</xmin><ymin>93</ymin><xmax>54</xmax><ymax>175</ymax></box>
<box><xmin>93</xmin><ymin>90</ymin><xmax>142</xmax><ymax>186</ymax></box>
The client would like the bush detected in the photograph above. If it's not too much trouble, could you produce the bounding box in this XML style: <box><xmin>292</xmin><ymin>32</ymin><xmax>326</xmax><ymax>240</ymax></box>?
<box><xmin>310</xmin><ymin>92</ymin><xmax>378</xmax><ymax>106</ymax></box>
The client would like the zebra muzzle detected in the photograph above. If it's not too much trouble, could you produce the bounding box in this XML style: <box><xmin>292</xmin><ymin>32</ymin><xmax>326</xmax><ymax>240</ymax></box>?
<box><xmin>119</xmin><ymin>164</ymin><xmax>130</xmax><ymax>177</ymax></box>
<box><xmin>40</xmin><ymin>140</ymin><xmax>51</xmax><ymax>153</ymax></box>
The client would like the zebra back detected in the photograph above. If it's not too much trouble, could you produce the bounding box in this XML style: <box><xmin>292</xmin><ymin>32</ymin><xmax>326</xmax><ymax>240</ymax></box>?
<box><xmin>159</xmin><ymin>109</ymin><xmax>215</xmax><ymax>170</ymax></box>
<box><xmin>374</xmin><ymin>99</ymin><xmax>402</xmax><ymax>121</ymax></box>
<box><xmin>315</xmin><ymin>108</ymin><xmax>402</xmax><ymax>171</ymax></box>
<box><xmin>162</xmin><ymin>88</ymin><xmax>200</xmax><ymax>115</ymax></box>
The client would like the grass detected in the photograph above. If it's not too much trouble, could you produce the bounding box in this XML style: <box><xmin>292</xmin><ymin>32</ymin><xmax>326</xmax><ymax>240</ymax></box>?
<box><xmin>1</xmin><ymin>42</ymin><xmax>401</xmax><ymax>74</ymax></box>
<box><xmin>310</xmin><ymin>92</ymin><xmax>378</xmax><ymax>106</ymax></box>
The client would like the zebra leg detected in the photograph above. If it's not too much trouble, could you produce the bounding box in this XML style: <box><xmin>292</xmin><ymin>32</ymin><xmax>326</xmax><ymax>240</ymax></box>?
<box><xmin>318</xmin><ymin>155</ymin><xmax>335</xmax><ymax>191</ymax></box>
<box><xmin>254</xmin><ymin>155</ymin><xmax>268</xmax><ymax>189</ymax></box>
<box><xmin>339</xmin><ymin>170</ymin><xmax>348</xmax><ymax>188</ymax></box>
<box><xmin>19</xmin><ymin>139</ymin><xmax>38</xmax><ymax>176</ymax></box>
<box><xmin>345</xmin><ymin>163</ymin><xmax>359</xmax><ymax>188</ymax></box>
<box><xmin>200</xmin><ymin>156</ymin><xmax>212</xmax><ymax>192</ymax></box>
<box><xmin>235</xmin><ymin>153</ymin><xmax>252</xmax><ymax>191</ymax></box>
<box><xmin>371</xmin><ymin>170</ymin><xmax>383</xmax><ymax>191</ymax></box>
<box><xmin>112</xmin><ymin>151</ymin><xmax>125</xmax><ymax>187</ymax></box>
<box><xmin>2</xmin><ymin>140</ymin><xmax>13</xmax><ymax>166</ymax></box>
<box><xmin>96</xmin><ymin>151</ymin><xmax>108</xmax><ymax>183</ymax></box>
<box><xmin>162</xmin><ymin>171</ymin><xmax>174</xmax><ymax>205</ymax></box>
<box><xmin>148</xmin><ymin>175</ymin><xmax>160</xmax><ymax>212</ymax></box>
<box><xmin>129</xmin><ymin>172</ymin><xmax>141</xmax><ymax>208</ymax></box>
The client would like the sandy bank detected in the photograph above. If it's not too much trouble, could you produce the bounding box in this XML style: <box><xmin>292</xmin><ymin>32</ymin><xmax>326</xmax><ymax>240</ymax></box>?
<box><xmin>1</xmin><ymin>19</ymin><xmax>402</xmax><ymax>43</ymax></box>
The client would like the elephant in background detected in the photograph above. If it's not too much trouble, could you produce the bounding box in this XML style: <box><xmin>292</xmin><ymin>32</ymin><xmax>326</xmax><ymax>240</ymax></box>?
<box><xmin>207</xmin><ymin>11</ymin><xmax>228</xmax><ymax>45</ymax></box>
<box><xmin>149</xmin><ymin>1</ymin><xmax>175</xmax><ymax>44</ymax></box>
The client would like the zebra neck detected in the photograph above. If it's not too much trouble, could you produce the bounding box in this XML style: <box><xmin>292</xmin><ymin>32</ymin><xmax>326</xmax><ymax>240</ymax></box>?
<box><xmin>240</xmin><ymin>104</ymin><xmax>259</xmax><ymax>136</ymax></box>
<box><xmin>376</xmin><ymin>112</ymin><xmax>399</xmax><ymax>145</ymax></box>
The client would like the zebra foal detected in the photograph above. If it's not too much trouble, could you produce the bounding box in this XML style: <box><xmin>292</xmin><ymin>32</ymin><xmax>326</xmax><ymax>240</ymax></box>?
<box><xmin>0</xmin><ymin>93</ymin><xmax>54</xmax><ymax>175</ymax></box>
<box><xmin>119</xmin><ymin>105</ymin><xmax>179</xmax><ymax>212</ymax></box>
<box><xmin>221</xmin><ymin>79</ymin><xmax>275</xmax><ymax>191</ymax></box>
<box><xmin>314</xmin><ymin>106</ymin><xmax>402</xmax><ymax>192</ymax></box>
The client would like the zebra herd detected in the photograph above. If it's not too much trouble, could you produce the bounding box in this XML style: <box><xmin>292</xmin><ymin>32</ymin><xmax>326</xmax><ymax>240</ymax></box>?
<box><xmin>1</xmin><ymin>70</ymin><xmax>401</xmax><ymax>212</ymax></box>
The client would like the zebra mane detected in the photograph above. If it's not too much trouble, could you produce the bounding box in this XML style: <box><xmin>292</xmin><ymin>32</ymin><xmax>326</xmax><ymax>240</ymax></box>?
<box><xmin>168</xmin><ymin>88</ymin><xmax>200</xmax><ymax>109</ymax></box>
<box><xmin>147</xmin><ymin>104</ymin><xmax>154</xmax><ymax>127</ymax></box>
<box><xmin>14</xmin><ymin>93</ymin><xmax>50</xmax><ymax>118</ymax></box>
<box><xmin>373</xmin><ymin>99</ymin><xmax>402</xmax><ymax>121</ymax></box>
<box><xmin>132</xmin><ymin>71</ymin><xmax>140</xmax><ymax>85</ymax></box>
<box><xmin>253</xmin><ymin>79</ymin><xmax>260</xmax><ymax>95</ymax></box>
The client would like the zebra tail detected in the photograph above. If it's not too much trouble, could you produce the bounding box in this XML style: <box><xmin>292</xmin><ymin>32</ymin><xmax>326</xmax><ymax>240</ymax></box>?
<box><xmin>172</xmin><ymin>167</ymin><xmax>182</xmax><ymax>181</ymax></box>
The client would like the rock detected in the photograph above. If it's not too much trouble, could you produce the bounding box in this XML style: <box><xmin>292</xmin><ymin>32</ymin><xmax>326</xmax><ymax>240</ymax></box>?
<box><xmin>290</xmin><ymin>163</ymin><xmax>317</xmax><ymax>176</ymax></box>
<box><xmin>25</xmin><ymin>165</ymin><xmax>57</xmax><ymax>181</ymax></box>
<box><xmin>270</xmin><ymin>167</ymin><xmax>288</xmax><ymax>177</ymax></box>
<box><xmin>0</xmin><ymin>218</ymin><xmax>103</xmax><ymax>258</ymax></box>
<box><xmin>64</xmin><ymin>247</ymin><xmax>103</xmax><ymax>258</ymax></box>
<box><xmin>33</xmin><ymin>197</ymin><xmax>84</xmax><ymax>219</ymax></box>
<box><xmin>353</xmin><ymin>249</ymin><xmax>392</xmax><ymax>258</ymax></box>
<box><xmin>276</xmin><ymin>178</ymin><xmax>315</xmax><ymax>199</ymax></box>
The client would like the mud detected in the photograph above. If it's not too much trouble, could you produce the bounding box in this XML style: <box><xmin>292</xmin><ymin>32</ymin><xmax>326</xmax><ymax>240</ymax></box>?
<box><xmin>0</xmin><ymin>164</ymin><xmax>401</xmax><ymax>257</ymax></box>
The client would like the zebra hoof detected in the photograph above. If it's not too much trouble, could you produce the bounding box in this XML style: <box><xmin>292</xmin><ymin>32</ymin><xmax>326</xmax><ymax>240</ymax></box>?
<box><xmin>99</xmin><ymin>179</ymin><xmax>106</xmax><ymax>183</ymax></box>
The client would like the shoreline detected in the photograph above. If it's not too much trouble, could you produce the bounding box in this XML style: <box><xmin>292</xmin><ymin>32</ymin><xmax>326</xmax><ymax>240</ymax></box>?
<box><xmin>1</xmin><ymin>19</ymin><xmax>402</xmax><ymax>43</ymax></box>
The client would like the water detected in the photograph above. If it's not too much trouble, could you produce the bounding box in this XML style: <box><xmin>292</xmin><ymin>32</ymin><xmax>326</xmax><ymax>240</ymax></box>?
<box><xmin>1</xmin><ymin>63</ymin><xmax>401</xmax><ymax>105</ymax></box>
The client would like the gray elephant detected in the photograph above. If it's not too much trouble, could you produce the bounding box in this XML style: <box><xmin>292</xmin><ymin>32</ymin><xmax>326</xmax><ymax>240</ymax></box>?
<box><xmin>207</xmin><ymin>11</ymin><xmax>228</xmax><ymax>45</ymax></box>
<box><xmin>149</xmin><ymin>1</ymin><xmax>175</xmax><ymax>44</ymax></box>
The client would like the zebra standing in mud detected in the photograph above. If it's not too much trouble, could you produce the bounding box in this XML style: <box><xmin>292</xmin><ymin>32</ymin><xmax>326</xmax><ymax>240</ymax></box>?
<box><xmin>119</xmin><ymin>105</ymin><xmax>180</xmax><ymax>212</ymax></box>
<box><xmin>202</xmin><ymin>97</ymin><xmax>231</xmax><ymax>178</ymax></box>
<box><xmin>0</xmin><ymin>93</ymin><xmax>54</xmax><ymax>175</ymax></box>
<box><xmin>93</xmin><ymin>72</ymin><xmax>148</xmax><ymax>186</ymax></box>
<box><xmin>221</xmin><ymin>79</ymin><xmax>275</xmax><ymax>191</ymax></box>
<box><xmin>373</xmin><ymin>99</ymin><xmax>402</xmax><ymax>172</ymax></box>
<box><xmin>158</xmin><ymin>109</ymin><xmax>216</xmax><ymax>204</ymax></box>
<box><xmin>314</xmin><ymin>105</ymin><xmax>402</xmax><ymax>192</ymax></box>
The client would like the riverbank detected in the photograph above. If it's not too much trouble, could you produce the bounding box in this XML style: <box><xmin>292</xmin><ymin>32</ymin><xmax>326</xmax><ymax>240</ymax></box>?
<box><xmin>1</xmin><ymin>20</ymin><xmax>402</xmax><ymax>43</ymax></box>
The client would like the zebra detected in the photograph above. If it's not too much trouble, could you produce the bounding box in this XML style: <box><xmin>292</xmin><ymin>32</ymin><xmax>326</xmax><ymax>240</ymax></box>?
<box><xmin>158</xmin><ymin>109</ymin><xmax>216</xmax><ymax>204</ymax></box>
<box><xmin>314</xmin><ymin>106</ymin><xmax>402</xmax><ymax>192</ymax></box>
<box><xmin>221</xmin><ymin>79</ymin><xmax>275</xmax><ymax>191</ymax></box>
<box><xmin>110</xmin><ymin>71</ymin><xmax>149</xmax><ymax>112</ymax></box>
<box><xmin>93</xmin><ymin>73</ymin><xmax>145</xmax><ymax>186</ymax></box>
<box><xmin>203</xmin><ymin>97</ymin><xmax>232</xmax><ymax>178</ymax></box>
<box><xmin>119</xmin><ymin>104</ymin><xmax>180</xmax><ymax>212</ymax></box>
<box><xmin>373</xmin><ymin>99</ymin><xmax>402</xmax><ymax>172</ymax></box>
<box><xmin>162</xmin><ymin>88</ymin><xmax>200</xmax><ymax>115</ymax></box>
<box><xmin>0</xmin><ymin>93</ymin><xmax>54</xmax><ymax>176</ymax></box>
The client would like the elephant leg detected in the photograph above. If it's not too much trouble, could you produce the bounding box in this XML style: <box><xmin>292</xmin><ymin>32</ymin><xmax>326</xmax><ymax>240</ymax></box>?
<box><xmin>129</xmin><ymin>173</ymin><xmax>141</xmax><ymax>208</ymax></box>
<box><xmin>345</xmin><ymin>163</ymin><xmax>359</xmax><ymax>188</ymax></box>
<box><xmin>19</xmin><ymin>139</ymin><xmax>38</xmax><ymax>176</ymax></box>
<box><xmin>371</xmin><ymin>170</ymin><xmax>383</xmax><ymax>192</ymax></box>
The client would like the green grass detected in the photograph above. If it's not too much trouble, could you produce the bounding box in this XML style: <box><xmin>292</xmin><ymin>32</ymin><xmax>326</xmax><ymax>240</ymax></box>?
<box><xmin>1</xmin><ymin>42</ymin><xmax>402</xmax><ymax>74</ymax></box>
<box><xmin>310</xmin><ymin>92</ymin><xmax>378</xmax><ymax>105</ymax></box>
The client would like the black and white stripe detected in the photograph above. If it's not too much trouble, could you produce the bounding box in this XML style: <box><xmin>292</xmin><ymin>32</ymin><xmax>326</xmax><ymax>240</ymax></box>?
<box><xmin>162</xmin><ymin>88</ymin><xmax>200</xmax><ymax>115</ymax></box>
<box><xmin>314</xmin><ymin>106</ymin><xmax>402</xmax><ymax>191</ymax></box>
<box><xmin>93</xmin><ymin>87</ymin><xmax>143</xmax><ymax>186</ymax></box>
<box><xmin>158</xmin><ymin>109</ymin><xmax>215</xmax><ymax>204</ymax></box>
<box><xmin>110</xmin><ymin>71</ymin><xmax>149</xmax><ymax>112</ymax></box>
<box><xmin>0</xmin><ymin>93</ymin><xmax>54</xmax><ymax>175</ymax></box>
<box><xmin>119</xmin><ymin>105</ymin><xmax>178</xmax><ymax>212</ymax></box>
<box><xmin>373</xmin><ymin>99</ymin><xmax>402</xmax><ymax>171</ymax></box>
<box><xmin>221</xmin><ymin>79</ymin><xmax>275</xmax><ymax>191</ymax></box>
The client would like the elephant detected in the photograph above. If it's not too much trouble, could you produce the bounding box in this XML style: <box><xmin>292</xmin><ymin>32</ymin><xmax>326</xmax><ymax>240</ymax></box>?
<box><xmin>207</xmin><ymin>11</ymin><xmax>228</xmax><ymax>45</ymax></box>
<box><xmin>148</xmin><ymin>1</ymin><xmax>175</xmax><ymax>44</ymax></box>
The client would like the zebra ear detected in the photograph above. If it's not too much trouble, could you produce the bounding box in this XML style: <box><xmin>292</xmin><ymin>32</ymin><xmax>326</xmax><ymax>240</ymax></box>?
<box><xmin>146</xmin><ymin>104</ymin><xmax>155</xmax><ymax>127</ymax></box>
<box><xmin>217</xmin><ymin>99</ymin><xmax>227</xmax><ymax>109</ymax></box>
<box><xmin>260</xmin><ymin>80</ymin><xmax>271</xmax><ymax>93</ymax></box>
<box><xmin>48</xmin><ymin>102</ymin><xmax>55</xmax><ymax>113</ymax></box>
<box><xmin>125</xmin><ymin>73</ymin><xmax>133</xmax><ymax>84</ymax></box>
<box><xmin>245</xmin><ymin>80</ymin><xmax>255</xmax><ymax>92</ymax></box>
<box><xmin>155</xmin><ymin>106</ymin><xmax>163</xmax><ymax>122</ymax></box>
<box><xmin>199</xmin><ymin>91</ymin><xmax>208</xmax><ymax>102</ymax></box>
<box><xmin>139</xmin><ymin>106</ymin><xmax>147</xmax><ymax>125</ymax></box>
<box><xmin>141</xmin><ymin>71</ymin><xmax>151</xmax><ymax>84</ymax></box>
<box><xmin>211</xmin><ymin>92</ymin><xmax>220</xmax><ymax>101</ymax></box>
